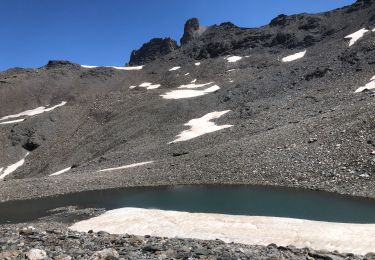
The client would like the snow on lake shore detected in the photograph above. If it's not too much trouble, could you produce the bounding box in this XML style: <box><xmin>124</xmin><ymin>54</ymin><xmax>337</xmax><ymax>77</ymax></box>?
<box><xmin>98</xmin><ymin>161</ymin><xmax>154</xmax><ymax>172</ymax></box>
<box><xmin>70</xmin><ymin>207</ymin><xmax>375</xmax><ymax>255</ymax></box>
<box><xmin>345</xmin><ymin>28</ymin><xmax>369</xmax><ymax>47</ymax></box>
<box><xmin>282</xmin><ymin>50</ymin><xmax>306</xmax><ymax>62</ymax></box>
<box><xmin>0</xmin><ymin>101</ymin><xmax>66</xmax><ymax>122</ymax></box>
<box><xmin>169</xmin><ymin>110</ymin><xmax>232</xmax><ymax>143</ymax></box>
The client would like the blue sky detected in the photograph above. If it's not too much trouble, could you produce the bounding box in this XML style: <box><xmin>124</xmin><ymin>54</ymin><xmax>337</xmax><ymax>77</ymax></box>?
<box><xmin>0</xmin><ymin>0</ymin><xmax>355</xmax><ymax>71</ymax></box>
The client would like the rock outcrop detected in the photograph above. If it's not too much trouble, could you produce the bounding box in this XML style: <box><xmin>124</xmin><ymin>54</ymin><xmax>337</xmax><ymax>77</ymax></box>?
<box><xmin>129</xmin><ymin>37</ymin><xmax>178</xmax><ymax>66</ymax></box>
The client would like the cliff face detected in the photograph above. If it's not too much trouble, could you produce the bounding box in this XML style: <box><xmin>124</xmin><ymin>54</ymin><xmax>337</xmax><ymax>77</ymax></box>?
<box><xmin>0</xmin><ymin>0</ymin><xmax>374</xmax><ymax>202</ymax></box>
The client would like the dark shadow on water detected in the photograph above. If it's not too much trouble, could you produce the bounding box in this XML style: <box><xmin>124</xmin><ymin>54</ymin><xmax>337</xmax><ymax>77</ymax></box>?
<box><xmin>1</xmin><ymin>185</ymin><xmax>375</xmax><ymax>224</ymax></box>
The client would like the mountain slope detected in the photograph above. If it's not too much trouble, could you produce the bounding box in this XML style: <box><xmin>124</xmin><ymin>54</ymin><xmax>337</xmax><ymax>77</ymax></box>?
<box><xmin>0</xmin><ymin>0</ymin><xmax>374</xmax><ymax>201</ymax></box>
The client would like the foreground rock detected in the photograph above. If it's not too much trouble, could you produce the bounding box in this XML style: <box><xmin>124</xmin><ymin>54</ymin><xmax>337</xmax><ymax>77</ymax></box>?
<box><xmin>0</xmin><ymin>226</ymin><xmax>373</xmax><ymax>259</ymax></box>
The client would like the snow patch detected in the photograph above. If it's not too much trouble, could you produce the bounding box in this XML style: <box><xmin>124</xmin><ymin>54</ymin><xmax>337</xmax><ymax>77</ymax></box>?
<box><xmin>355</xmin><ymin>76</ymin><xmax>375</xmax><ymax>92</ymax></box>
<box><xmin>345</xmin><ymin>28</ymin><xmax>369</xmax><ymax>47</ymax></box>
<box><xmin>184</xmin><ymin>73</ymin><xmax>190</xmax><ymax>76</ymax></box>
<box><xmin>226</xmin><ymin>56</ymin><xmax>242</xmax><ymax>63</ymax></box>
<box><xmin>229</xmin><ymin>80</ymin><xmax>234</xmax><ymax>83</ymax></box>
<box><xmin>49</xmin><ymin>167</ymin><xmax>72</xmax><ymax>177</ymax></box>
<box><xmin>139</xmin><ymin>82</ymin><xmax>161</xmax><ymax>90</ymax></box>
<box><xmin>169</xmin><ymin>66</ymin><xmax>181</xmax><ymax>71</ymax></box>
<box><xmin>178</xmin><ymin>82</ymin><xmax>213</xmax><ymax>89</ymax></box>
<box><xmin>70</xmin><ymin>208</ymin><xmax>375</xmax><ymax>255</ymax></box>
<box><xmin>129</xmin><ymin>85</ymin><xmax>137</xmax><ymax>89</ymax></box>
<box><xmin>0</xmin><ymin>153</ymin><xmax>29</xmax><ymax>180</ymax></box>
<box><xmin>227</xmin><ymin>69</ymin><xmax>236</xmax><ymax>72</ymax></box>
<box><xmin>81</xmin><ymin>65</ymin><xmax>143</xmax><ymax>70</ymax></box>
<box><xmin>282</xmin><ymin>50</ymin><xmax>306</xmax><ymax>62</ymax></box>
<box><xmin>98</xmin><ymin>161</ymin><xmax>154</xmax><ymax>172</ymax></box>
<box><xmin>169</xmin><ymin>110</ymin><xmax>232</xmax><ymax>143</ymax></box>
<box><xmin>160</xmin><ymin>85</ymin><xmax>220</xmax><ymax>100</ymax></box>
<box><xmin>0</xmin><ymin>118</ymin><xmax>25</xmax><ymax>125</ymax></box>
<box><xmin>0</xmin><ymin>101</ymin><xmax>66</xmax><ymax>121</ymax></box>
<box><xmin>190</xmin><ymin>79</ymin><xmax>197</xmax><ymax>83</ymax></box>
<box><xmin>194</xmin><ymin>62</ymin><xmax>201</xmax><ymax>66</ymax></box>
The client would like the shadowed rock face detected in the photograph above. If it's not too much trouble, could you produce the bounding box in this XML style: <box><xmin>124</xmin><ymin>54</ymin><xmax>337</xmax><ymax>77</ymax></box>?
<box><xmin>129</xmin><ymin>38</ymin><xmax>178</xmax><ymax>66</ymax></box>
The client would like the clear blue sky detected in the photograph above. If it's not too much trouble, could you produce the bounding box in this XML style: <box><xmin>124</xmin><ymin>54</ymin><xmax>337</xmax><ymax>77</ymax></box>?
<box><xmin>0</xmin><ymin>0</ymin><xmax>355</xmax><ymax>71</ymax></box>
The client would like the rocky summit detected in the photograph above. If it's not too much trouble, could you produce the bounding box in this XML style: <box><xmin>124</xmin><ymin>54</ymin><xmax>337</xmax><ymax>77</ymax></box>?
<box><xmin>0</xmin><ymin>0</ymin><xmax>375</xmax><ymax>258</ymax></box>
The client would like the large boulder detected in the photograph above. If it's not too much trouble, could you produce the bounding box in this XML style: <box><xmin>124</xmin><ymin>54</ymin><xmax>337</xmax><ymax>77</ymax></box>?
<box><xmin>128</xmin><ymin>37</ymin><xmax>178</xmax><ymax>66</ymax></box>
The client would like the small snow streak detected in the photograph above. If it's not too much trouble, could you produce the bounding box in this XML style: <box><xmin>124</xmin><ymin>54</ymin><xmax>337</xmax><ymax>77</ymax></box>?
<box><xmin>0</xmin><ymin>118</ymin><xmax>25</xmax><ymax>125</ymax></box>
<box><xmin>169</xmin><ymin>66</ymin><xmax>181</xmax><ymax>71</ymax></box>
<box><xmin>345</xmin><ymin>28</ymin><xmax>369</xmax><ymax>47</ymax></box>
<box><xmin>191</xmin><ymin>79</ymin><xmax>197</xmax><ymax>83</ymax></box>
<box><xmin>81</xmin><ymin>65</ymin><xmax>143</xmax><ymax>70</ymax></box>
<box><xmin>169</xmin><ymin>110</ymin><xmax>233</xmax><ymax>143</ymax></box>
<box><xmin>0</xmin><ymin>153</ymin><xmax>29</xmax><ymax>180</ymax></box>
<box><xmin>184</xmin><ymin>73</ymin><xmax>190</xmax><ymax>76</ymax></box>
<box><xmin>355</xmin><ymin>76</ymin><xmax>375</xmax><ymax>93</ymax></box>
<box><xmin>226</xmin><ymin>56</ymin><xmax>242</xmax><ymax>63</ymax></box>
<box><xmin>178</xmin><ymin>82</ymin><xmax>213</xmax><ymax>89</ymax></box>
<box><xmin>98</xmin><ymin>161</ymin><xmax>154</xmax><ymax>172</ymax></box>
<box><xmin>139</xmin><ymin>82</ymin><xmax>161</xmax><ymax>90</ymax></box>
<box><xmin>0</xmin><ymin>101</ymin><xmax>66</xmax><ymax>121</ymax></box>
<box><xmin>194</xmin><ymin>62</ymin><xmax>201</xmax><ymax>66</ymax></box>
<box><xmin>161</xmin><ymin>85</ymin><xmax>220</xmax><ymax>100</ymax></box>
<box><xmin>282</xmin><ymin>50</ymin><xmax>306</xmax><ymax>62</ymax></box>
<box><xmin>49</xmin><ymin>167</ymin><xmax>72</xmax><ymax>176</ymax></box>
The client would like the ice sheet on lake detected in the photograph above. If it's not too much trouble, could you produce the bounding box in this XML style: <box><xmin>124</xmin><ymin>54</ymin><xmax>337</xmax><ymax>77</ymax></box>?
<box><xmin>70</xmin><ymin>208</ymin><xmax>375</xmax><ymax>255</ymax></box>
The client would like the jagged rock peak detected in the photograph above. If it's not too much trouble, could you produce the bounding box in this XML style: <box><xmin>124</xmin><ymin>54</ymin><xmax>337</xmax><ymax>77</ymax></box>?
<box><xmin>180</xmin><ymin>18</ymin><xmax>208</xmax><ymax>45</ymax></box>
<box><xmin>129</xmin><ymin>37</ymin><xmax>178</xmax><ymax>66</ymax></box>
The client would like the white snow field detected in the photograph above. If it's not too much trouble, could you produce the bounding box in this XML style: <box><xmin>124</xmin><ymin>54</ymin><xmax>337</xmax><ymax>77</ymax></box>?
<box><xmin>0</xmin><ymin>101</ymin><xmax>67</xmax><ymax>121</ymax></box>
<box><xmin>81</xmin><ymin>65</ymin><xmax>143</xmax><ymax>70</ymax></box>
<box><xmin>226</xmin><ymin>56</ymin><xmax>242</xmax><ymax>63</ymax></box>
<box><xmin>355</xmin><ymin>75</ymin><xmax>375</xmax><ymax>92</ymax></box>
<box><xmin>344</xmin><ymin>28</ymin><xmax>369</xmax><ymax>46</ymax></box>
<box><xmin>0</xmin><ymin>118</ymin><xmax>25</xmax><ymax>125</ymax></box>
<box><xmin>131</xmin><ymin>82</ymin><xmax>161</xmax><ymax>90</ymax></box>
<box><xmin>160</xmin><ymin>85</ymin><xmax>220</xmax><ymax>100</ymax></box>
<box><xmin>0</xmin><ymin>153</ymin><xmax>29</xmax><ymax>180</ymax></box>
<box><xmin>98</xmin><ymin>161</ymin><xmax>154</xmax><ymax>173</ymax></box>
<box><xmin>169</xmin><ymin>66</ymin><xmax>181</xmax><ymax>71</ymax></box>
<box><xmin>194</xmin><ymin>62</ymin><xmax>201</xmax><ymax>66</ymax></box>
<box><xmin>281</xmin><ymin>50</ymin><xmax>306</xmax><ymax>62</ymax></box>
<box><xmin>177</xmin><ymin>82</ymin><xmax>213</xmax><ymax>89</ymax></box>
<box><xmin>169</xmin><ymin>110</ymin><xmax>233</xmax><ymax>143</ymax></box>
<box><xmin>70</xmin><ymin>208</ymin><xmax>375</xmax><ymax>255</ymax></box>
<box><xmin>49</xmin><ymin>167</ymin><xmax>72</xmax><ymax>177</ymax></box>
